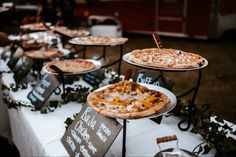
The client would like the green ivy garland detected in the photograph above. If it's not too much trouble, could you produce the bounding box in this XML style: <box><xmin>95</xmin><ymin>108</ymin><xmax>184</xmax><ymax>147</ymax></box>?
<box><xmin>174</xmin><ymin>99</ymin><xmax>236</xmax><ymax>156</ymax></box>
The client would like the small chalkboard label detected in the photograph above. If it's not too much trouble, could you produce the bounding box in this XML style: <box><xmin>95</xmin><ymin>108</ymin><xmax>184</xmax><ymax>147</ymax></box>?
<box><xmin>13</xmin><ymin>57</ymin><xmax>33</xmax><ymax>83</ymax></box>
<box><xmin>134</xmin><ymin>70</ymin><xmax>174</xmax><ymax>90</ymax></box>
<box><xmin>83</xmin><ymin>69</ymin><xmax>104</xmax><ymax>87</ymax></box>
<box><xmin>27</xmin><ymin>74</ymin><xmax>60</xmax><ymax>110</ymax></box>
<box><xmin>134</xmin><ymin>71</ymin><xmax>160</xmax><ymax>86</ymax></box>
<box><xmin>61</xmin><ymin>105</ymin><xmax>122</xmax><ymax>157</ymax></box>
<box><xmin>7</xmin><ymin>47</ymin><xmax>24</xmax><ymax>70</ymax></box>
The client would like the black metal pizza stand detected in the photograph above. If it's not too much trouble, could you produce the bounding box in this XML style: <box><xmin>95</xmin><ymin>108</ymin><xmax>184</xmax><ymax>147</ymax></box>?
<box><xmin>89</xmin><ymin>78</ymin><xmax>177</xmax><ymax>157</ymax></box>
<box><xmin>68</xmin><ymin>37</ymin><xmax>128</xmax><ymax>75</ymax></box>
<box><xmin>117</xmin><ymin>86</ymin><xmax>176</xmax><ymax>157</ymax></box>
<box><xmin>42</xmin><ymin>59</ymin><xmax>102</xmax><ymax>97</ymax></box>
<box><xmin>123</xmin><ymin>53</ymin><xmax>208</xmax><ymax>131</ymax></box>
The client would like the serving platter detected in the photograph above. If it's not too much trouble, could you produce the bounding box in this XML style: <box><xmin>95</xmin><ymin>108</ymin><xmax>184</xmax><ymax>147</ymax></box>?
<box><xmin>42</xmin><ymin>59</ymin><xmax>102</xmax><ymax>75</ymax></box>
<box><xmin>123</xmin><ymin>52</ymin><xmax>208</xmax><ymax>72</ymax></box>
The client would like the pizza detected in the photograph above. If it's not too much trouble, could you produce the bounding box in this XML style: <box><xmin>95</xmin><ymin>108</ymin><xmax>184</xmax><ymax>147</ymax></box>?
<box><xmin>71</xmin><ymin>35</ymin><xmax>128</xmax><ymax>45</ymax></box>
<box><xmin>45</xmin><ymin>58</ymin><xmax>96</xmax><ymax>73</ymax></box>
<box><xmin>54</xmin><ymin>26</ymin><xmax>90</xmax><ymax>38</ymax></box>
<box><xmin>128</xmin><ymin>48</ymin><xmax>205</xmax><ymax>69</ymax></box>
<box><xmin>87</xmin><ymin>81</ymin><xmax>169</xmax><ymax>119</ymax></box>
<box><xmin>20</xmin><ymin>23</ymin><xmax>47</xmax><ymax>31</ymax></box>
<box><xmin>24</xmin><ymin>49</ymin><xmax>64</xmax><ymax>59</ymax></box>
<box><xmin>21</xmin><ymin>41</ymin><xmax>48</xmax><ymax>49</ymax></box>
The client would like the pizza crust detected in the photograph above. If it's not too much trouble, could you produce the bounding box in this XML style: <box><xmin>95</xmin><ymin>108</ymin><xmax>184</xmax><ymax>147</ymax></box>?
<box><xmin>87</xmin><ymin>81</ymin><xmax>169</xmax><ymax>119</ymax></box>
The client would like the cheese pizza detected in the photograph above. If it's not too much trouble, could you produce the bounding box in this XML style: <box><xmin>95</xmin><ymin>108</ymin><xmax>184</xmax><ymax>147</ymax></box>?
<box><xmin>71</xmin><ymin>35</ymin><xmax>128</xmax><ymax>45</ymax></box>
<box><xmin>87</xmin><ymin>81</ymin><xmax>169</xmax><ymax>119</ymax></box>
<box><xmin>54</xmin><ymin>26</ymin><xmax>89</xmax><ymax>38</ymax></box>
<box><xmin>45</xmin><ymin>58</ymin><xmax>96</xmax><ymax>73</ymax></box>
<box><xmin>129</xmin><ymin>48</ymin><xmax>205</xmax><ymax>69</ymax></box>
<box><xmin>24</xmin><ymin>49</ymin><xmax>64</xmax><ymax>59</ymax></box>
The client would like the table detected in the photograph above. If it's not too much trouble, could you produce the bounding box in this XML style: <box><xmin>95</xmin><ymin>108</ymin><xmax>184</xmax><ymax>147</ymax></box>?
<box><xmin>0</xmin><ymin>58</ymin><xmax>218</xmax><ymax>157</ymax></box>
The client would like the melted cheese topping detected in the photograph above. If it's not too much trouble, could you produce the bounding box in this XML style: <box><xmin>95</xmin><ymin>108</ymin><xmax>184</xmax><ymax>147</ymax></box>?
<box><xmin>93</xmin><ymin>81</ymin><xmax>163</xmax><ymax>113</ymax></box>
<box><xmin>132</xmin><ymin>48</ymin><xmax>204</xmax><ymax>68</ymax></box>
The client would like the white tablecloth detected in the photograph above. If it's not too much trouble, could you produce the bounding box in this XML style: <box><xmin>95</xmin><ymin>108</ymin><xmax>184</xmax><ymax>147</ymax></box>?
<box><xmin>0</xmin><ymin>57</ymin><xmax>223</xmax><ymax>157</ymax></box>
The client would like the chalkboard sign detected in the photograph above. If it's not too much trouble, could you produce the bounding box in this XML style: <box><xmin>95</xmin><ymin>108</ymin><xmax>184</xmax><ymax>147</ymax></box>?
<box><xmin>83</xmin><ymin>69</ymin><xmax>104</xmax><ymax>87</ymax></box>
<box><xmin>7</xmin><ymin>47</ymin><xmax>24</xmax><ymax>70</ymax></box>
<box><xmin>61</xmin><ymin>105</ymin><xmax>122</xmax><ymax>157</ymax></box>
<box><xmin>27</xmin><ymin>74</ymin><xmax>60</xmax><ymax>110</ymax></box>
<box><xmin>133</xmin><ymin>70</ymin><xmax>174</xmax><ymax>91</ymax></box>
<box><xmin>13</xmin><ymin>57</ymin><xmax>33</xmax><ymax>83</ymax></box>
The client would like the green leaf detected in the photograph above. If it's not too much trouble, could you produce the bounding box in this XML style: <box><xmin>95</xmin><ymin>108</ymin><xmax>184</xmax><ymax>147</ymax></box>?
<box><xmin>222</xmin><ymin>124</ymin><xmax>233</xmax><ymax>130</ymax></box>
<box><xmin>197</xmin><ymin>145</ymin><xmax>203</xmax><ymax>155</ymax></box>
<box><xmin>215</xmin><ymin>116</ymin><xmax>224</xmax><ymax>123</ymax></box>
<box><xmin>203</xmin><ymin>145</ymin><xmax>211</xmax><ymax>154</ymax></box>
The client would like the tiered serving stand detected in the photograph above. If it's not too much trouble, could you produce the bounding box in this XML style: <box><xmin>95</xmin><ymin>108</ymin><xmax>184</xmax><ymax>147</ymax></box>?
<box><xmin>42</xmin><ymin>59</ymin><xmax>102</xmax><ymax>96</ymax></box>
<box><xmin>68</xmin><ymin>36</ymin><xmax>128</xmax><ymax>75</ymax></box>
<box><xmin>123</xmin><ymin>51</ymin><xmax>208</xmax><ymax>131</ymax></box>
<box><xmin>88</xmin><ymin>74</ymin><xmax>177</xmax><ymax>157</ymax></box>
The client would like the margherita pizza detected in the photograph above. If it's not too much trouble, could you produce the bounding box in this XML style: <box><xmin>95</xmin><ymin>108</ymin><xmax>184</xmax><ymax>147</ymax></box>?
<box><xmin>24</xmin><ymin>49</ymin><xmax>64</xmax><ymax>59</ymax></box>
<box><xmin>128</xmin><ymin>48</ymin><xmax>205</xmax><ymax>69</ymax></box>
<box><xmin>45</xmin><ymin>58</ymin><xmax>96</xmax><ymax>73</ymax></box>
<box><xmin>87</xmin><ymin>81</ymin><xmax>169</xmax><ymax>119</ymax></box>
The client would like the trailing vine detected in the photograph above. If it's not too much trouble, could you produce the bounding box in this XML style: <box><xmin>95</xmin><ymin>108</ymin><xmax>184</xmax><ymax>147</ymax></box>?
<box><xmin>174</xmin><ymin>99</ymin><xmax>236</xmax><ymax>156</ymax></box>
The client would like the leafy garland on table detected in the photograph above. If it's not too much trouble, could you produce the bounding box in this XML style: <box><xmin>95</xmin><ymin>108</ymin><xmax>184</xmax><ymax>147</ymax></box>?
<box><xmin>173</xmin><ymin>99</ymin><xmax>236</xmax><ymax>156</ymax></box>
<box><xmin>2</xmin><ymin>81</ymin><xmax>92</xmax><ymax>114</ymax></box>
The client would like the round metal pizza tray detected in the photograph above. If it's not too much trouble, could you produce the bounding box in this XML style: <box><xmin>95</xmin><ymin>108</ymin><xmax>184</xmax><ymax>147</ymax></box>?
<box><xmin>24</xmin><ymin>48</ymin><xmax>70</xmax><ymax>60</ymax></box>
<box><xmin>139</xmin><ymin>83</ymin><xmax>177</xmax><ymax>118</ymax></box>
<box><xmin>123</xmin><ymin>52</ymin><xmax>208</xmax><ymax>72</ymax></box>
<box><xmin>42</xmin><ymin>59</ymin><xmax>102</xmax><ymax>75</ymax></box>
<box><xmin>68</xmin><ymin>36</ymin><xmax>128</xmax><ymax>46</ymax></box>
<box><xmin>92</xmin><ymin>83</ymin><xmax>177</xmax><ymax>119</ymax></box>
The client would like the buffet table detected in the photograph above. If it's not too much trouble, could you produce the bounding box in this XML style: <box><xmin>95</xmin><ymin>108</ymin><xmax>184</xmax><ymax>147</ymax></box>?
<box><xmin>0</xmin><ymin>58</ymin><xmax>217</xmax><ymax>157</ymax></box>
<box><xmin>0</xmin><ymin>29</ymin><xmax>236</xmax><ymax>157</ymax></box>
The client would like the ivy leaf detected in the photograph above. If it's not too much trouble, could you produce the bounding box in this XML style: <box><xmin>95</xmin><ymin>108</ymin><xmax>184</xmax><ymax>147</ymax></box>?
<box><xmin>222</xmin><ymin>124</ymin><xmax>233</xmax><ymax>130</ymax></box>
<box><xmin>215</xmin><ymin>116</ymin><xmax>224</xmax><ymax>124</ymax></box>
<box><xmin>203</xmin><ymin>145</ymin><xmax>211</xmax><ymax>154</ymax></box>
<box><xmin>49</xmin><ymin>100</ymin><xmax>59</xmax><ymax>109</ymax></box>
<box><xmin>230</xmin><ymin>130</ymin><xmax>236</xmax><ymax>136</ymax></box>
<box><xmin>197</xmin><ymin>145</ymin><xmax>203</xmax><ymax>155</ymax></box>
<box><xmin>191</xmin><ymin>126</ymin><xmax>200</xmax><ymax>134</ymax></box>
<box><xmin>64</xmin><ymin>117</ymin><xmax>74</xmax><ymax>130</ymax></box>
